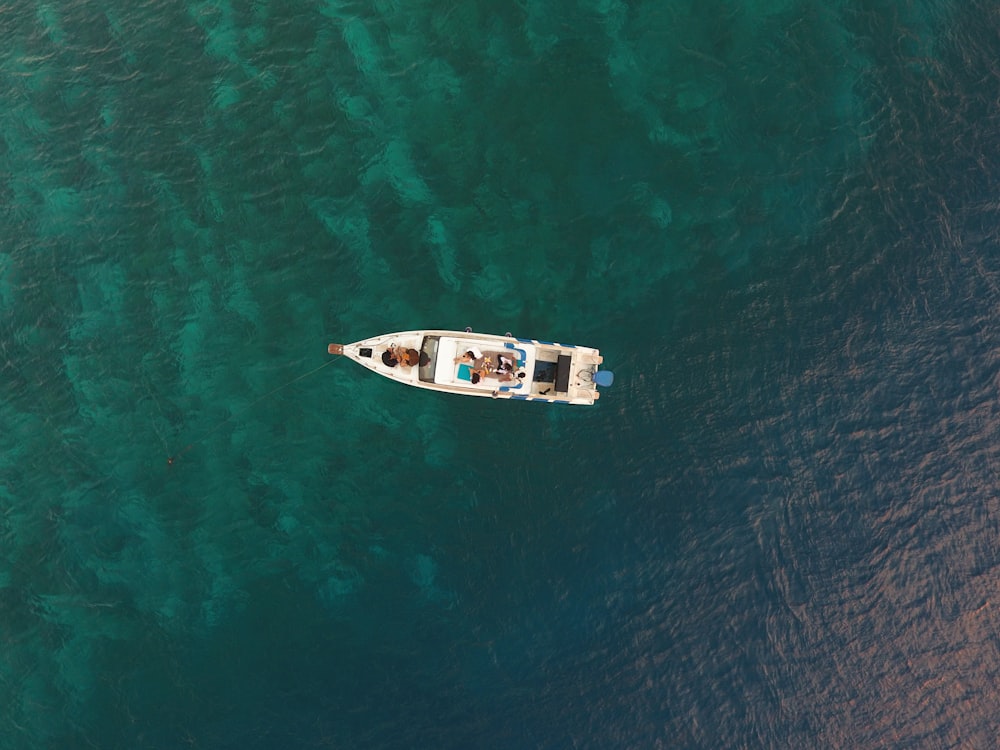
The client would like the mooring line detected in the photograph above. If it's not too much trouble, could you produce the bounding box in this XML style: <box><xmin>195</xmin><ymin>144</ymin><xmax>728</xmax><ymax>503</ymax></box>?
<box><xmin>167</xmin><ymin>354</ymin><xmax>342</xmax><ymax>466</ymax></box>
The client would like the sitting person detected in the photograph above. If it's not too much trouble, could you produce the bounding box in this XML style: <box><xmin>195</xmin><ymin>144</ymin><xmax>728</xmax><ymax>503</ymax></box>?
<box><xmin>399</xmin><ymin>347</ymin><xmax>420</xmax><ymax>367</ymax></box>
<box><xmin>475</xmin><ymin>352</ymin><xmax>519</xmax><ymax>381</ymax></box>
<box><xmin>383</xmin><ymin>345</ymin><xmax>420</xmax><ymax>368</ymax></box>
<box><xmin>495</xmin><ymin>353</ymin><xmax>517</xmax><ymax>376</ymax></box>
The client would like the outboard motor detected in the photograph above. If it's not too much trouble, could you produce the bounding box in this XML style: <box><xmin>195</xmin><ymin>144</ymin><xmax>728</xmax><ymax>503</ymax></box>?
<box><xmin>594</xmin><ymin>370</ymin><xmax>614</xmax><ymax>387</ymax></box>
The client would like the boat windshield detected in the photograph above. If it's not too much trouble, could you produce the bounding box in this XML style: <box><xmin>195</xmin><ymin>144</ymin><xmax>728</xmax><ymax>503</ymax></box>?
<box><xmin>418</xmin><ymin>336</ymin><xmax>439</xmax><ymax>382</ymax></box>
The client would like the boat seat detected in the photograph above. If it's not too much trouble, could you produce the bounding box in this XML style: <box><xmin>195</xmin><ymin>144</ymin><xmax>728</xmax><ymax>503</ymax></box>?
<box><xmin>555</xmin><ymin>354</ymin><xmax>572</xmax><ymax>393</ymax></box>
<box><xmin>504</xmin><ymin>343</ymin><xmax>527</xmax><ymax>362</ymax></box>
<box><xmin>433</xmin><ymin>338</ymin><xmax>461</xmax><ymax>383</ymax></box>
<box><xmin>442</xmin><ymin>340</ymin><xmax>525</xmax><ymax>387</ymax></box>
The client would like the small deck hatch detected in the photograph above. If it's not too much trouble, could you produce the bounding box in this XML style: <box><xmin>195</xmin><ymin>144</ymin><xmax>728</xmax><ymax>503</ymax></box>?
<box><xmin>555</xmin><ymin>355</ymin><xmax>572</xmax><ymax>392</ymax></box>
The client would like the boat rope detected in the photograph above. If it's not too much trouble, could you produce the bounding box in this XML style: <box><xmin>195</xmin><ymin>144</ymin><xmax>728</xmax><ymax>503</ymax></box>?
<box><xmin>167</xmin><ymin>354</ymin><xmax>343</xmax><ymax>466</ymax></box>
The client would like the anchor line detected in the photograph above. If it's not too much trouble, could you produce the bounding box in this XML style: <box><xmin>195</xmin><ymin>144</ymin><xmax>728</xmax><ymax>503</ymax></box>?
<box><xmin>167</xmin><ymin>354</ymin><xmax>343</xmax><ymax>465</ymax></box>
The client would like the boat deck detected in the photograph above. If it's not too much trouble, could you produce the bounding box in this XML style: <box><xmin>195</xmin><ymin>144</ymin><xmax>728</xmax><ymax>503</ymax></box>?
<box><xmin>334</xmin><ymin>329</ymin><xmax>609</xmax><ymax>405</ymax></box>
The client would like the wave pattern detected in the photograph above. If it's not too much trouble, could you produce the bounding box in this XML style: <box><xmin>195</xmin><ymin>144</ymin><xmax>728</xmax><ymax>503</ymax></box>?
<box><xmin>3</xmin><ymin>0</ymin><xmax>1000</xmax><ymax>747</ymax></box>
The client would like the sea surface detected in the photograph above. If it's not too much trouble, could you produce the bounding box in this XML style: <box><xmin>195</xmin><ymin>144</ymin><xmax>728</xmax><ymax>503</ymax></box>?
<box><xmin>3</xmin><ymin>0</ymin><xmax>1000</xmax><ymax>747</ymax></box>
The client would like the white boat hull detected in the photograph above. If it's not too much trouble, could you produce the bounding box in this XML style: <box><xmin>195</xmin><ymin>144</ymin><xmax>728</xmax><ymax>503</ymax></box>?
<box><xmin>329</xmin><ymin>330</ymin><xmax>612</xmax><ymax>405</ymax></box>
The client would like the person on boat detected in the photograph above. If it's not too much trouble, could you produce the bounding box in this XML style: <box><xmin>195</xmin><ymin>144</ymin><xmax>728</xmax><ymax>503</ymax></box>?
<box><xmin>475</xmin><ymin>352</ymin><xmax>521</xmax><ymax>381</ymax></box>
<box><xmin>454</xmin><ymin>346</ymin><xmax>483</xmax><ymax>364</ymax></box>
<box><xmin>384</xmin><ymin>345</ymin><xmax>421</xmax><ymax>368</ymax></box>
<box><xmin>495</xmin><ymin>353</ymin><xmax>517</xmax><ymax>378</ymax></box>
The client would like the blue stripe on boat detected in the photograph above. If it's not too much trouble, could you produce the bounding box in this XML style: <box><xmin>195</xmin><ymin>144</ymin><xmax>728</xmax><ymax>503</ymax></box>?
<box><xmin>504</xmin><ymin>343</ymin><xmax>528</xmax><ymax>361</ymax></box>
<box><xmin>532</xmin><ymin>339</ymin><xmax>576</xmax><ymax>348</ymax></box>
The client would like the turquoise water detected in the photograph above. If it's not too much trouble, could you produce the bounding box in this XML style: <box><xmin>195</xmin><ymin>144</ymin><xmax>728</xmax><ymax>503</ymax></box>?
<box><xmin>4</xmin><ymin>0</ymin><xmax>1000</xmax><ymax>747</ymax></box>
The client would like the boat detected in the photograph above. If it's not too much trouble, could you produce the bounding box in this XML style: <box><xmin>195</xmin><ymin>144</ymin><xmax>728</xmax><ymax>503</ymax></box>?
<box><xmin>327</xmin><ymin>329</ymin><xmax>614</xmax><ymax>405</ymax></box>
